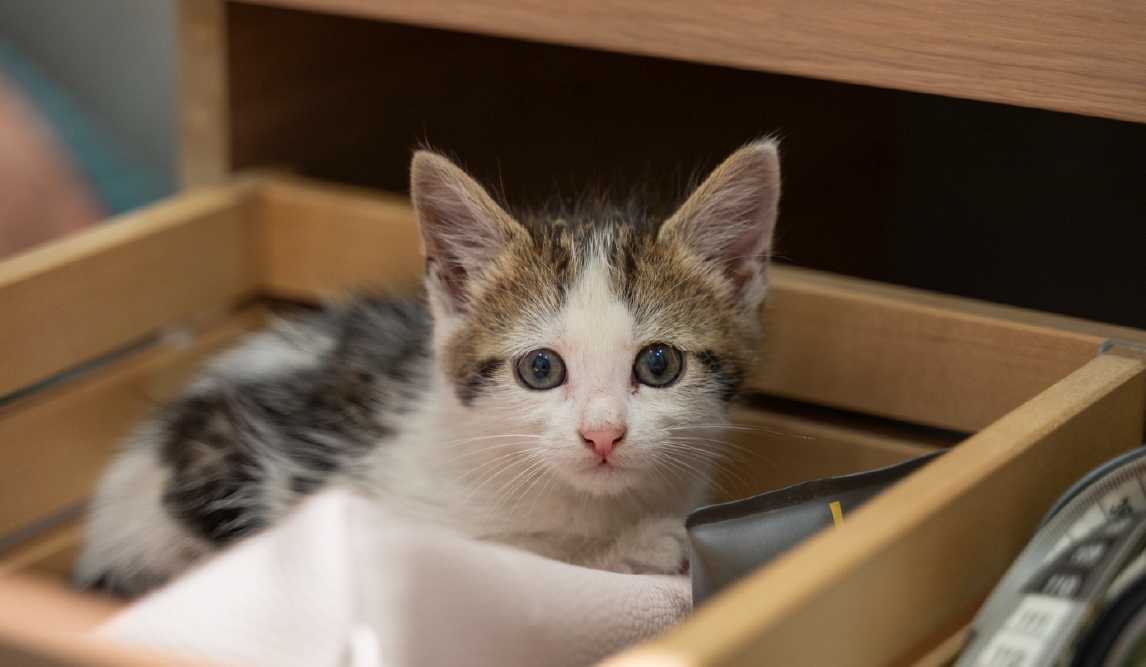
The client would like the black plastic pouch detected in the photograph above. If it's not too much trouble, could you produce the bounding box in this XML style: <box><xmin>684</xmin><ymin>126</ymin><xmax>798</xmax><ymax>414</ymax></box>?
<box><xmin>686</xmin><ymin>450</ymin><xmax>944</xmax><ymax>605</ymax></box>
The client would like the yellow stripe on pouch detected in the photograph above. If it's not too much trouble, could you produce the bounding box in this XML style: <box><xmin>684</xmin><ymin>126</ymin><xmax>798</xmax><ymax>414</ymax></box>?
<box><xmin>830</xmin><ymin>501</ymin><xmax>844</xmax><ymax>527</ymax></box>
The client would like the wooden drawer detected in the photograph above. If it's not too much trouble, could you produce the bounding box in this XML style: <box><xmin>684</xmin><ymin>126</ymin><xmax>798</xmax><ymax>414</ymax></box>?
<box><xmin>0</xmin><ymin>175</ymin><xmax>1144</xmax><ymax>666</ymax></box>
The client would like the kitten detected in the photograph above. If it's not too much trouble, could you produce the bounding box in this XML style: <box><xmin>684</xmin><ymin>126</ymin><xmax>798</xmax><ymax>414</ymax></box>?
<box><xmin>74</xmin><ymin>140</ymin><xmax>781</xmax><ymax>597</ymax></box>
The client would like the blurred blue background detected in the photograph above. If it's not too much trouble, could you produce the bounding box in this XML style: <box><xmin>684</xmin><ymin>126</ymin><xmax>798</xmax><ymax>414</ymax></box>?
<box><xmin>0</xmin><ymin>0</ymin><xmax>177</xmax><ymax>214</ymax></box>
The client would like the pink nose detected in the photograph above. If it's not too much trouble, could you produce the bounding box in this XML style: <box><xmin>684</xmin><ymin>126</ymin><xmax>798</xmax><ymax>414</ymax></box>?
<box><xmin>581</xmin><ymin>429</ymin><xmax>625</xmax><ymax>459</ymax></box>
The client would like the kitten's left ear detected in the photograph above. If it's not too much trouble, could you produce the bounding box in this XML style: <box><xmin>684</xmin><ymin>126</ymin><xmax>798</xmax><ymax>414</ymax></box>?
<box><xmin>659</xmin><ymin>139</ymin><xmax>780</xmax><ymax>306</ymax></box>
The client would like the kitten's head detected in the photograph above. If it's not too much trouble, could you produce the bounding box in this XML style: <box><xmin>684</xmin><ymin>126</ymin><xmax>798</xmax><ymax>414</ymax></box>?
<box><xmin>410</xmin><ymin>141</ymin><xmax>780</xmax><ymax>496</ymax></box>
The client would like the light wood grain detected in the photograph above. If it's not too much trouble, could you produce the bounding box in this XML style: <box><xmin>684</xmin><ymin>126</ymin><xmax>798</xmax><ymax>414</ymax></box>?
<box><xmin>0</xmin><ymin>635</ymin><xmax>215</xmax><ymax>667</ymax></box>
<box><xmin>0</xmin><ymin>184</ymin><xmax>258</xmax><ymax>400</ymax></box>
<box><xmin>713</xmin><ymin>407</ymin><xmax>938</xmax><ymax>504</ymax></box>
<box><xmin>903</xmin><ymin>625</ymin><xmax>971</xmax><ymax>667</ymax></box>
<box><xmin>258</xmin><ymin>176</ymin><xmax>424</xmax><ymax>301</ymax></box>
<box><xmin>0</xmin><ymin>309</ymin><xmax>267</xmax><ymax>543</ymax></box>
<box><xmin>179</xmin><ymin>0</ymin><xmax>230</xmax><ymax>188</ymax></box>
<box><xmin>0</xmin><ymin>523</ymin><xmax>83</xmax><ymax>579</ymax></box>
<box><xmin>234</xmin><ymin>0</ymin><xmax>1146</xmax><ymax>124</ymax></box>
<box><xmin>0</xmin><ymin>574</ymin><xmax>216</xmax><ymax>667</ymax></box>
<box><xmin>754</xmin><ymin>266</ymin><xmax>1146</xmax><ymax>432</ymax></box>
<box><xmin>888</xmin><ymin>597</ymin><xmax>979</xmax><ymax>667</ymax></box>
<box><xmin>605</xmin><ymin>348</ymin><xmax>1146</xmax><ymax>667</ymax></box>
<box><xmin>0</xmin><ymin>574</ymin><xmax>120</xmax><ymax>634</ymax></box>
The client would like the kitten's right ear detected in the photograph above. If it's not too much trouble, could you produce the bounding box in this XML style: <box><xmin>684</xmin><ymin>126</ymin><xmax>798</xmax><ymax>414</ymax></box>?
<box><xmin>410</xmin><ymin>151</ymin><xmax>526</xmax><ymax>314</ymax></box>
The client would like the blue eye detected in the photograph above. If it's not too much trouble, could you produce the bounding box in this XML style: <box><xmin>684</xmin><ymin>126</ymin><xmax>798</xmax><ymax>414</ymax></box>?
<box><xmin>516</xmin><ymin>348</ymin><xmax>566</xmax><ymax>390</ymax></box>
<box><xmin>634</xmin><ymin>344</ymin><xmax>683</xmax><ymax>387</ymax></box>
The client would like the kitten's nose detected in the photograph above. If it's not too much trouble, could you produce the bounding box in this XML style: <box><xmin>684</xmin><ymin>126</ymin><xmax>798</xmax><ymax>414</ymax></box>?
<box><xmin>581</xmin><ymin>428</ymin><xmax>625</xmax><ymax>459</ymax></box>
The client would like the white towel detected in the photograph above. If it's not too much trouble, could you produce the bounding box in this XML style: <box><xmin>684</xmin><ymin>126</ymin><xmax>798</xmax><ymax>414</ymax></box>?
<box><xmin>100</xmin><ymin>489</ymin><xmax>691</xmax><ymax>667</ymax></box>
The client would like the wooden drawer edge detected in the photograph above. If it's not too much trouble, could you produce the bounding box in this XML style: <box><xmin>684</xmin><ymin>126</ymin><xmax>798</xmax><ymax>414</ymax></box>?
<box><xmin>0</xmin><ymin>182</ymin><xmax>262</xmax><ymax>400</ymax></box>
<box><xmin>609</xmin><ymin>348</ymin><xmax>1146</xmax><ymax>667</ymax></box>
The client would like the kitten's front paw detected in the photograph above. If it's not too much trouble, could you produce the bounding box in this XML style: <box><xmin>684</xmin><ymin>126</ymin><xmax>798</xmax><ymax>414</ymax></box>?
<box><xmin>598</xmin><ymin>517</ymin><xmax>689</xmax><ymax>575</ymax></box>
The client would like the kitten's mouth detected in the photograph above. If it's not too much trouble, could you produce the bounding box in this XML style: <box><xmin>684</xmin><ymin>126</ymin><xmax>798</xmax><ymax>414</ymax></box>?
<box><xmin>561</xmin><ymin>455</ymin><xmax>642</xmax><ymax>496</ymax></box>
<box><xmin>588</xmin><ymin>455</ymin><xmax>625</xmax><ymax>474</ymax></box>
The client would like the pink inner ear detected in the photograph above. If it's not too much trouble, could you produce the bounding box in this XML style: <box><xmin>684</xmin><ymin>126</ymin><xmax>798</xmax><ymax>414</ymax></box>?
<box><xmin>436</xmin><ymin>262</ymin><xmax>471</xmax><ymax>309</ymax></box>
<box><xmin>721</xmin><ymin>224</ymin><xmax>768</xmax><ymax>293</ymax></box>
<box><xmin>729</xmin><ymin>262</ymin><xmax>756</xmax><ymax>293</ymax></box>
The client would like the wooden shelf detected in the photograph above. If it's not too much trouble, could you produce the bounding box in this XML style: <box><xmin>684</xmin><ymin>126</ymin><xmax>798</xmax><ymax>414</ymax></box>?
<box><xmin>235</xmin><ymin>0</ymin><xmax>1146</xmax><ymax>124</ymax></box>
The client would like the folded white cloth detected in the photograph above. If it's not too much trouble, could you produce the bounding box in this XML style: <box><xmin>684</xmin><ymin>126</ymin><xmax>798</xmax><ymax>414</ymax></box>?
<box><xmin>100</xmin><ymin>489</ymin><xmax>691</xmax><ymax>667</ymax></box>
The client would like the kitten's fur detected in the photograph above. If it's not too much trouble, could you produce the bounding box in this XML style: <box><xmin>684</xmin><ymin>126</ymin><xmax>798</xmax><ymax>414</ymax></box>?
<box><xmin>75</xmin><ymin>141</ymin><xmax>781</xmax><ymax>597</ymax></box>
